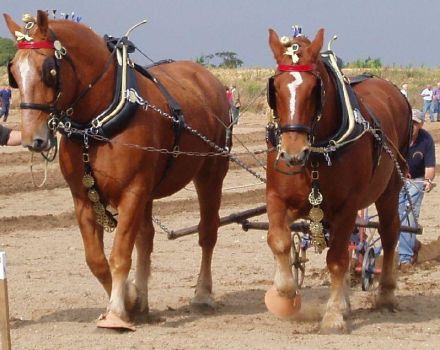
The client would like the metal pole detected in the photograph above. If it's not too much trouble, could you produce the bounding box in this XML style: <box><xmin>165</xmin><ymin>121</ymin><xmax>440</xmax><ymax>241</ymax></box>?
<box><xmin>0</xmin><ymin>252</ymin><xmax>11</xmax><ymax>350</ymax></box>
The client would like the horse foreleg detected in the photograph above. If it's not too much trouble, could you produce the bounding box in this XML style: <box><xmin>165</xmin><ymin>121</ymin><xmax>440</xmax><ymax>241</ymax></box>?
<box><xmin>375</xmin><ymin>189</ymin><xmax>400</xmax><ymax>310</ymax></box>
<box><xmin>321</xmin><ymin>216</ymin><xmax>354</xmax><ymax>334</ymax></box>
<box><xmin>267</xmin><ymin>196</ymin><xmax>296</xmax><ymax>297</ymax></box>
<box><xmin>73</xmin><ymin>197</ymin><xmax>111</xmax><ymax>296</ymax></box>
<box><xmin>104</xmin><ymin>195</ymin><xmax>145</xmax><ymax>325</ymax></box>
<box><xmin>126</xmin><ymin>201</ymin><xmax>154</xmax><ymax>314</ymax></box>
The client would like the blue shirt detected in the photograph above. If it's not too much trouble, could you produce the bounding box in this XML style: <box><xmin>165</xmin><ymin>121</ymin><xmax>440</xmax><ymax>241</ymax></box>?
<box><xmin>407</xmin><ymin>129</ymin><xmax>436</xmax><ymax>179</ymax></box>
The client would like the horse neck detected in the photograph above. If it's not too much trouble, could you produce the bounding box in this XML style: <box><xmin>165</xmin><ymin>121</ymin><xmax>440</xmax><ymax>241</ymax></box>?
<box><xmin>313</xmin><ymin>60</ymin><xmax>341</xmax><ymax>141</ymax></box>
<box><xmin>53</xmin><ymin>22</ymin><xmax>116</xmax><ymax>124</ymax></box>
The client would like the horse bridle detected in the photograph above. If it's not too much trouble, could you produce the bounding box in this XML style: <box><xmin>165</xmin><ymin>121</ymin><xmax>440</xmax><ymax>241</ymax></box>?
<box><xmin>267</xmin><ymin>63</ymin><xmax>323</xmax><ymax>138</ymax></box>
<box><xmin>8</xmin><ymin>33</ymin><xmax>116</xmax><ymax>129</ymax></box>
<box><xmin>8</xmin><ymin>39</ymin><xmax>68</xmax><ymax>115</ymax></box>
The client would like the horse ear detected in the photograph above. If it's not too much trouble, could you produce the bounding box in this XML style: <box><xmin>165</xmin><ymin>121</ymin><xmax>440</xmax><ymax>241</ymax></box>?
<box><xmin>3</xmin><ymin>14</ymin><xmax>21</xmax><ymax>38</ymax></box>
<box><xmin>268</xmin><ymin>29</ymin><xmax>285</xmax><ymax>64</ymax></box>
<box><xmin>36</xmin><ymin>10</ymin><xmax>49</xmax><ymax>36</ymax></box>
<box><xmin>308</xmin><ymin>28</ymin><xmax>324</xmax><ymax>60</ymax></box>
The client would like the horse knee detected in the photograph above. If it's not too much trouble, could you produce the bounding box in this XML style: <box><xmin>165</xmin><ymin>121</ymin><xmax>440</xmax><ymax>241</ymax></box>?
<box><xmin>267</xmin><ymin>230</ymin><xmax>290</xmax><ymax>255</ymax></box>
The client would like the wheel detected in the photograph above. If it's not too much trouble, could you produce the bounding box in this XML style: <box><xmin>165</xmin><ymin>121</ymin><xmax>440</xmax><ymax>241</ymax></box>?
<box><xmin>291</xmin><ymin>232</ymin><xmax>307</xmax><ymax>288</ymax></box>
<box><xmin>361</xmin><ymin>246</ymin><xmax>376</xmax><ymax>291</ymax></box>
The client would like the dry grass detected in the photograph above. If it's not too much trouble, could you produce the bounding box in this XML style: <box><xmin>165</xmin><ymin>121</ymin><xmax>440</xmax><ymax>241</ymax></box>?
<box><xmin>2</xmin><ymin>65</ymin><xmax>440</xmax><ymax>113</ymax></box>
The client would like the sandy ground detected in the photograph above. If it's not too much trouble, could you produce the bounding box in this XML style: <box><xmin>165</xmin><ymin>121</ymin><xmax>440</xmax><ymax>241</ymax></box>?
<box><xmin>1</xmin><ymin>110</ymin><xmax>440</xmax><ymax>350</ymax></box>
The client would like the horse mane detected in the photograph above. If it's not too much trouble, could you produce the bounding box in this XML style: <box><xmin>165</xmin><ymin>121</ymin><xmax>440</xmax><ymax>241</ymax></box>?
<box><xmin>48</xmin><ymin>20</ymin><xmax>110</xmax><ymax>61</ymax></box>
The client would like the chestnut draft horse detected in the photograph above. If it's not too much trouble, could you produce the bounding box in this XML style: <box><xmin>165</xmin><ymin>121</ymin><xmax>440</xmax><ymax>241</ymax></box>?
<box><xmin>4</xmin><ymin>11</ymin><xmax>230</xmax><ymax>329</ymax></box>
<box><xmin>266</xmin><ymin>28</ymin><xmax>411</xmax><ymax>332</ymax></box>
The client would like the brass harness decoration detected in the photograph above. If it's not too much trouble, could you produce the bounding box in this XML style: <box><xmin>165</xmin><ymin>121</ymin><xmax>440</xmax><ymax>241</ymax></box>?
<box><xmin>82</xmin><ymin>136</ymin><xmax>117</xmax><ymax>232</ymax></box>
<box><xmin>308</xmin><ymin>162</ymin><xmax>326</xmax><ymax>253</ymax></box>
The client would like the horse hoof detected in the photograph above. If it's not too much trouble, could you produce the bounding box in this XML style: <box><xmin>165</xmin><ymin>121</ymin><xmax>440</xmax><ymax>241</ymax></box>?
<box><xmin>191</xmin><ymin>295</ymin><xmax>216</xmax><ymax>313</ymax></box>
<box><xmin>96</xmin><ymin>311</ymin><xmax>136</xmax><ymax>331</ymax></box>
<box><xmin>265</xmin><ymin>286</ymin><xmax>301</xmax><ymax>319</ymax></box>
<box><xmin>125</xmin><ymin>282</ymin><xmax>149</xmax><ymax>314</ymax></box>
<box><xmin>320</xmin><ymin>313</ymin><xmax>349</xmax><ymax>334</ymax></box>
<box><xmin>375</xmin><ymin>293</ymin><xmax>399</xmax><ymax>312</ymax></box>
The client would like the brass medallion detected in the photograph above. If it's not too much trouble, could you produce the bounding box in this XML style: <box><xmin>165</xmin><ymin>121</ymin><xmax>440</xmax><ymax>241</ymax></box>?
<box><xmin>88</xmin><ymin>189</ymin><xmax>100</xmax><ymax>203</ymax></box>
<box><xmin>309</xmin><ymin>221</ymin><xmax>323</xmax><ymax>236</ymax></box>
<box><xmin>308</xmin><ymin>191</ymin><xmax>323</xmax><ymax>206</ymax></box>
<box><xmin>309</xmin><ymin>207</ymin><xmax>324</xmax><ymax>222</ymax></box>
<box><xmin>82</xmin><ymin>174</ymin><xmax>95</xmax><ymax>188</ymax></box>
<box><xmin>93</xmin><ymin>202</ymin><xmax>105</xmax><ymax>214</ymax></box>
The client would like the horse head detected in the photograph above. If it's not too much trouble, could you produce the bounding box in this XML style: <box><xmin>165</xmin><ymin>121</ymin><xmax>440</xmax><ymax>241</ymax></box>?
<box><xmin>4</xmin><ymin>10</ymin><xmax>114</xmax><ymax>151</ymax></box>
<box><xmin>268</xmin><ymin>28</ymin><xmax>324</xmax><ymax>168</ymax></box>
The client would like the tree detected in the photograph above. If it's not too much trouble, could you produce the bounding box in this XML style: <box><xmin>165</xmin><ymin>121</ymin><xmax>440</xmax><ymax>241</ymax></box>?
<box><xmin>195</xmin><ymin>51</ymin><xmax>243</xmax><ymax>68</ymax></box>
<box><xmin>0</xmin><ymin>37</ymin><xmax>16</xmax><ymax>66</ymax></box>
<box><xmin>214</xmin><ymin>51</ymin><xmax>243</xmax><ymax>68</ymax></box>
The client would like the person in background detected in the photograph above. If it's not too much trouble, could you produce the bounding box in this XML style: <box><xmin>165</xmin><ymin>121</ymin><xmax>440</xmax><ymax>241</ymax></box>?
<box><xmin>0</xmin><ymin>124</ymin><xmax>21</xmax><ymax>146</ymax></box>
<box><xmin>432</xmin><ymin>82</ymin><xmax>440</xmax><ymax>122</ymax></box>
<box><xmin>420</xmin><ymin>84</ymin><xmax>434</xmax><ymax>122</ymax></box>
<box><xmin>398</xmin><ymin>109</ymin><xmax>435</xmax><ymax>269</ymax></box>
<box><xmin>225</xmin><ymin>86</ymin><xmax>233</xmax><ymax>122</ymax></box>
<box><xmin>230</xmin><ymin>84</ymin><xmax>241</xmax><ymax>125</ymax></box>
<box><xmin>400</xmin><ymin>83</ymin><xmax>409</xmax><ymax>99</ymax></box>
<box><xmin>0</xmin><ymin>86</ymin><xmax>12</xmax><ymax>122</ymax></box>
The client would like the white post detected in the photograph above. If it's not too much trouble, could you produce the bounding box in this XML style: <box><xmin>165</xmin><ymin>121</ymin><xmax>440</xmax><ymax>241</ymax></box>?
<box><xmin>0</xmin><ymin>252</ymin><xmax>11</xmax><ymax>350</ymax></box>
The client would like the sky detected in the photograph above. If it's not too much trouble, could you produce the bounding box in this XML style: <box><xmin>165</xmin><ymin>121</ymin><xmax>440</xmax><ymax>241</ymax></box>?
<box><xmin>0</xmin><ymin>0</ymin><xmax>438</xmax><ymax>68</ymax></box>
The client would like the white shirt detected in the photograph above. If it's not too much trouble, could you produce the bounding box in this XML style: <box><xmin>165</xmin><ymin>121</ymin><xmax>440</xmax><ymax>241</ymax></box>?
<box><xmin>421</xmin><ymin>88</ymin><xmax>433</xmax><ymax>101</ymax></box>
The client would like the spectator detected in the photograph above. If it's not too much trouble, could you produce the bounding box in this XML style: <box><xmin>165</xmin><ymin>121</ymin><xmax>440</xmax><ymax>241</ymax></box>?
<box><xmin>0</xmin><ymin>124</ymin><xmax>21</xmax><ymax>146</ymax></box>
<box><xmin>398</xmin><ymin>109</ymin><xmax>435</xmax><ymax>269</ymax></box>
<box><xmin>432</xmin><ymin>82</ymin><xmax>440</xmax><ymax>122</ymax></box>
<box><xmin>420</xmin><ymin>84</ymin><xmax>434</xmax><ymax>122</ymax></box>
<box><xmin>225</xmin><ymin>86</ymin><xmax>233</xmax><ymax>122</ymax></box>
<box><xmin>0</xmin><ymin>86</ymin><xmax>12</xmax><ymax>122</ymax></box>
<box><xmin>400</xmin><ymin>83</ymin><xmax>409</xmax><ymax>98</ymax></box>
<box><xmin>230</xmin><ymin>84</ymin><xmax>241</xmax><ymax>125</ymax></box>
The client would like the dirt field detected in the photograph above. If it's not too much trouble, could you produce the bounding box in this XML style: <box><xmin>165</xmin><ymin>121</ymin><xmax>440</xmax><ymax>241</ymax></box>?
<box><xmin>1</xmin><ymin>110</ymin><xmax>440</xmax><ymax>350</ymax></box>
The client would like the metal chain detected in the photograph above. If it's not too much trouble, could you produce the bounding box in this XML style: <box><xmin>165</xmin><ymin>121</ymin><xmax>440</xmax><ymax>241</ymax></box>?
<box><xmin>371</xmin><ymin>130</ymin><xmax>418</xmax><ymax>227</ymax></box>
<box><xmin>152</xmin><ymin>215</ymin><xmax>173</xmax><ymax>235</ymax></box>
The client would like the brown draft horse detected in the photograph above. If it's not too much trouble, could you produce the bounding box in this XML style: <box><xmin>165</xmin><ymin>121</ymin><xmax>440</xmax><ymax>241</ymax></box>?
<box><xmin>4</xmin><ymin>11</ymin><xmax>230</xmax><ymax>329</ymax></box>
<box><xmin>266</xmin><ymin>28</ymin><xmax>411</xmax><ymax>332</ymax></box>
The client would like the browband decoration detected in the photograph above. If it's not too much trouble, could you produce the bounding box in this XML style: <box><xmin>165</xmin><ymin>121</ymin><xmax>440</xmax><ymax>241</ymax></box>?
<box><xmin>278</xmin><ymin>64</ymin><xmax>317</xmax><ymax>72</ymax></box>
<box><xmin>17</xmin><ymin>41</ymin><xmax>55</xmax><ymax>49</ymax></box>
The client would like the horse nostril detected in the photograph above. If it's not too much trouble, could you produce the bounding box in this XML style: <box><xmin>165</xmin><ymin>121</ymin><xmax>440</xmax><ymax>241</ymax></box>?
<box><xmin>32</xmin><ymin>138</ymin><xmax>46</xmax><ymax>151</ymax></box>
<box><xmin>296</xmin><ymin>147</ymin><xmax>311</xmax><ymax>164</ymax></box>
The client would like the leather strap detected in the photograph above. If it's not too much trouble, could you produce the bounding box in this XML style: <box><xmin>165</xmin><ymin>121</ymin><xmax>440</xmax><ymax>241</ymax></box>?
<box><xmin>279</xmin><ymin>124</ymin><xmax>312</xmax><ymax>135</ymax></box>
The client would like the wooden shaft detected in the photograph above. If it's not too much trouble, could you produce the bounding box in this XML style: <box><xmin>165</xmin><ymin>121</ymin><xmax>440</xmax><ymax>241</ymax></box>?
<box><xmin>242</xmin><ymin>220</ymin><xmax>423</xmax><ymax>235</ymax></box>
<box><xmin>167</xmin><ymin>205</ymin><xmax>267</xmax><ymax>240</ymax></box>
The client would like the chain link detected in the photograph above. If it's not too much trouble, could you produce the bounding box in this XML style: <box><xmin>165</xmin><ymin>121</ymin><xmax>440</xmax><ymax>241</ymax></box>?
<box><xmin>152</xmin><ymin>215</ymin><xmax>173</xmax><ymax>235</ymax></box>
<box><xmin>371</xmin><ymin>130</ymin><xmax>418</xmax><ymax>227</ymax></box>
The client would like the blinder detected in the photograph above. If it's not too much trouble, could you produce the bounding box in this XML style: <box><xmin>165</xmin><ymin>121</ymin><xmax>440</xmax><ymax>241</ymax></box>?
<box><xmin>7</xmin><ymin>56</ymin><xmax>59</xmax><ymax>90</ymax></box>
<box><xmin>7</xmin><ymin>60</ymin><xmax>18</xmax><ymax>89</ymax></box>
<box><xmin>267</xmin><ymin>76</ymin><xmax>277</xmax><ymax>116</ymax></box>
<box><xmin>42</xmin><ymin>56</ymin><xmax>59</xmax><ymax>88</ymax></box>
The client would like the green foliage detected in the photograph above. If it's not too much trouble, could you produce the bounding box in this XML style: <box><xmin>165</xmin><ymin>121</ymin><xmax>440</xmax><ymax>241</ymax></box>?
<box><xmin>0</xmin><ymin>37</ymin><xmax>16</xmax><ymax>66</ymax></box>
<box><xmin>195</xmin><ymin>51</ymin><xmax>243</xmax><ymax>68</ymax></box>
<box><xmin>345</xmin><ymin>57</ymin><xmax>382</xmax><ymax>69</ymax></box>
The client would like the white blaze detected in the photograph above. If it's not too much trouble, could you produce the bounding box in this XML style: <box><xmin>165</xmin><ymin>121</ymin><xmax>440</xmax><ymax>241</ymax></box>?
<box><xmin>287</xmin><ymin>72</ymin><xmax>303</xmax><ymax>121</ymax></box>
<box><xmin>18</xmin><ymin>57</ymin><xmax>32</xmax><ymax>94</ymax></box>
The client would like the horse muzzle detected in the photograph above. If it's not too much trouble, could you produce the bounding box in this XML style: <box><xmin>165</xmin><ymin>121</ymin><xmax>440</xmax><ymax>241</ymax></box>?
<box><xmin>277</xmin><ymin>146</ymin><xmax>311</xmax><ymax>167</ymax></box>
<box><xmin>24</xmin><ymin>133</ymin><xmax>56</xmax><ymax>152</ymax></box>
